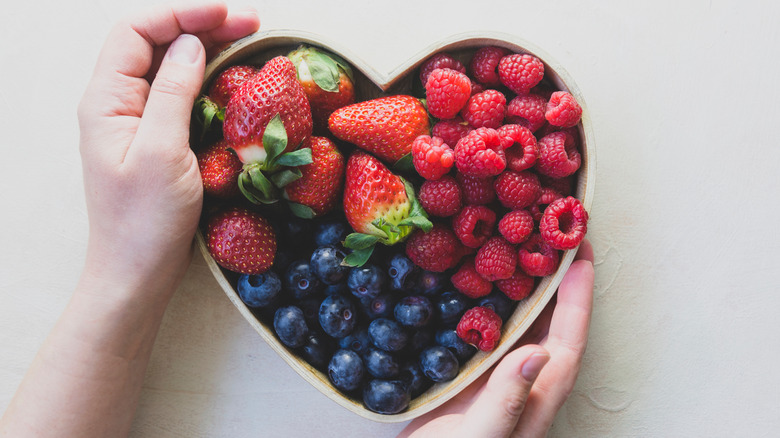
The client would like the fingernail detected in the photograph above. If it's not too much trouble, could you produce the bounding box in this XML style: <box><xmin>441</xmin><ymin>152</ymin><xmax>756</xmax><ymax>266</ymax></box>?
<box><xmin>521</xmin><ymin>353</ymin><xmax>550</xmax><ymax>381</ymax></box>
<box><xmin>167</xmin><ymin>34</ymin><xmax>201</xmax><ymax>65</ymax></box>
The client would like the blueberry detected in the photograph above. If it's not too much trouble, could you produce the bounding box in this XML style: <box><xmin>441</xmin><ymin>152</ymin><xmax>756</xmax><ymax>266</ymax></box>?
<box><xmin>399</xmin><ymin>360</ymin><xmax>432</xmax><ymax>398</ymax></box>
<box><xmin>284</xmin><ymin>216</ymin><xmax>314</xmax><ymax>244</ymax></box>
<box><xmin>359</xmin><ymin>293</ymin><xmax>397</xmax><ymax>320</ymax></box>
<box><xmin>328</xmin><ymin>349</ymin><xmax>365</xmax><ymax>392</ymax></box>
<box><xmin>363</xmin><ymin>347</ymin><xmax>400</xmax><ymax>379</ymax></box>
<box><xmin>478</xmin><ymin>290</ymin><xmax>516</xmax><ymax>321</ymax></box>
<box><xmin>324</xmin><ymin>282</ymin><xmax>349</xmax><ymax>296</ymax></box>
<box><xmin>368</xmin><ymin>318</ymin><xmax>408</xmax><ymax>352</ymax></box>
<box><xmin>310</xmin><ymin>246</ymin><xmax>349</xmax><ymax>285</ymax></box>
<box><xmin>436</xmin><ymin>291</ymin><xmax>472</xmax><ymax>327</ymax></box>
<box><xmin>319</xmin><ymin>294</ymin><xmax>357</xmax><ymax>338</ymax></box>
<box><xmin>363</xmin><ymin>379</ymin><xmax>410</xmax><ymax>414</ymax></box>
<box><xmin>394</xmin><ymin>295</ymin><xmax>433</xmax><ymax>328</ymax></box>
<box><xmin>435</xmin><ymin>329</ymin><xmax>477</xmax><ymax>363</ymax></box>
<box><xmin>237</xmin><ymin>272</ymin><xmax>282</xmax><ymax>308</ymax></box>
<box><xmin>301</xmin><ymin>331</ymin><xmax>335</xmax><ymax>370</ymax></box>
<box><xmin>314</xmin><ymin>220</ymin><xmax>350</xmax><ymax>247</ymax></box>
<box><xmin>273</xmin><ymin>306</ymin><xmax>309</xmax><ymax>348</ymax></box>
<box><xmin>284</xmin><ymin>259</ymin><xmax>322</xmax><ymax>300</ymax></box>
<box><xmin>347</xmin><ymin>264</ymin><xmax>385</xmax><ymax>299</ymax></box>
<box><xmin>406</xmin><ymin>329</ymin><xmax>435</xmax><ymax>356</ymax></box>
<box><xmin>419</xmin><ymin>346</ymin><xmax>459</xmax><ymax>383</ymax></box>
<box><xmin>338</xmin><ymin>326</ymin><xmax>372</xmax><ymax>356</ymax></box>
<box><xmin>417</xmin><ymin>270</ymin><xmax>447</xmax><ymax>296</ymax></box>
<box><xmin>297</xmin><ymin>296</ymin><xmax>323</xmax><ymax>328</ymax></box>
<box><xmin>387</xmin><ymin>253</ymin><xmax>417</xmax><ymax>291</ymax></box>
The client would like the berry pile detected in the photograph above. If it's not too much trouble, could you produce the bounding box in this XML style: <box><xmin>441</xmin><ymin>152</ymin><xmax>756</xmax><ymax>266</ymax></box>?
<box><xmin>192</xmin><ymin>43</ymin><xmax>589</xmax><ymax>415</ymax></box>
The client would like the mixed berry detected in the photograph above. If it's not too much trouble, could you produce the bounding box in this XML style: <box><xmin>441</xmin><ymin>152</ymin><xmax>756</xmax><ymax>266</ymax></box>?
<box><xmin>192</xmin><ymin>43</ymin><xmax>589</xmax><ymax>415</ymax></box>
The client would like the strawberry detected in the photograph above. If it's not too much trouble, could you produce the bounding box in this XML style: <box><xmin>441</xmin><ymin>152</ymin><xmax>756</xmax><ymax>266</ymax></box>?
<box><xmin>194</xmin><ymin>65</ymin><xmax>258</xmax><ymax>140</ymax></box>
<box><xmin>206</xmin><ymin>207</ymin><xmax>277</xmax><ymax>275</ymax></box>
<box><xmin>341</xmin><ymin>152</ymin><xmax>432</xmax><ymax>266</ymax></box>
<box><xmin>222</xmin><ymin>56</ymin><xmax>314</xmax><ymax>204</ymax></box>
<box><xmin>196</xmin><ymin>139</ymin><xmax>243</xmax><ymax>199</ymax></box>
<box><xmin>328</xmin><ymin>95</ymin><xmax>430</xmax><ymax>165</ymax></box>
<box><xmin>288</xmin><ymin>45</ymin><xmax>356</xmax><ymax>134</ymax></box>
<box><xmin>283</xmin><ymin>136</ymin><xmax>345</xmax><ymax>218</ymax></box>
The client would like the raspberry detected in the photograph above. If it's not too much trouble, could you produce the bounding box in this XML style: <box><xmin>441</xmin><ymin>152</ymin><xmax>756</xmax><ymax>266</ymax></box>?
<box><xmin>411</xmin><ymin>135</ymin><xmax>455</xmax><ymax>180</ymax></box>
<box><xmin>498</xmin><ymin>124</ymin><xmax>537</xmax><ymax>171</ymax></box>
<box><xmin>475</xmin><ymin>236</ymin><xmax>517</xmax><ymax>281</ymax></box>
<box><xmin>498</xmin><ymin>209</ymin><xmax>534</xmax><ymax>244</ymax></box>
<box><xmin>539</xmin><ymin>196</ymin><xmax>589</xmax><ymax>250</ymax></box>
<box><xmin>452</xmin><ymin>205</ymin><xmax>496</xmax><ymax>248</ymax></box>
<box><xmin>405</xmin><ymin>224</ymin><xmax>465</xmax><ymax>272</ymax></box>
<box><xmin>469</xmin><ymin>46</ymin><xmax>511</xmax><ymax>87</ymax></box>
<box><xmin>456</xmin><ymin>306</ymin><xmax>503</xmax><ymax>351</ymax></box>
<box><xmin>538</xmin><ymin>174</ymin><xmax>574</xmax><ymax>197</ymax></box>
<box><xmin>529</xmin><ymin>187</ymin><xmax>564</xmax><ymax>222</ymax></box>
<box><xmin>418</xmin><ymin>176</ymin><xmax>462</xmax><ymax>217</ymax></box>
<box><xmin>537</xmin><ymin>131</ymin><xmax>581</xmax><ymax>178</ymax></box>
<box><xmin>432</xmin><ymin>117</ymin><xmax>471</xmax><ymax>148</ymax></box>
<box><xmin>461</xmin><ymin>89</ymin><xmax>507</xmax><ymax>129</ymax></box>
<box><xmin>498</xmin><ymin>53</ymin><xmax>544</xmax><ymax>95</ymax></box>
<box><xmin>506</xmin><ymin>93</ymin><xmax>547</xmax><ymax>132</ymax></box>
<box><xmin>494</xmin><ymin>170</ymin><xmax>541</xmax><ymax>210</ymax></box>
<box><xmin>196</xmin><ymin>140</ymin><xmax>243</xmax><ymax>199</ymax></box>
<box><xmin>518</xmin><ymin>234</ymin><xmax>560</xmax><ymax>277</ymax></box>
<box><xmin>456</xmin><ymin>173</ymin><xmax>496</xmax><ymax>205</ymax></box>
<box><xmin>454</xmin><ymin>127</ymin><xmax>506</xmax><ymax>178</ymax></box>
<box><xmin>470</xmin><ymin>82</ymin><xmax>486</xmax><ymax>95</ymax></box>
<box><xmin>451</xmin><ymin>258</ymin><xmax>493</xmax><ymax>299</ymax></box>
<box><xmin>419</xmin><ymin>53</ymin><xmax>466</xmax><ymax>86</ymax></box>
<box><xmin>425</xmin><ymin>68</ymin><xmax>472</xmax><ymax>120</ymax></box>
<box><xmin>495</xmin><ymin>269</ymin><xmax>535</xmax><ymax>300</ymax></box>
<box><xmin>545</xmin><ymin>91</ymin><xmax>582</xmax><ymax>128</ymax></box>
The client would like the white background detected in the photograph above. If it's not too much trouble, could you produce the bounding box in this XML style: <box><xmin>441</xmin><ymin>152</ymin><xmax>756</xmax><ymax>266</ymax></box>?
<box><xmin>2</xmin><ymin>0</ymin><xmax>780</xmax><ymax>436</ymax></box>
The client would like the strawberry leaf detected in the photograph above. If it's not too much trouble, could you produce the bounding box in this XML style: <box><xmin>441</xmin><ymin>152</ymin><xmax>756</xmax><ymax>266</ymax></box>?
<box><xmin>402</xmin><ymin>178</ymin><xmax>433</xmax><ymax>232</ymax></box>
<box><xmin>393</xmin><ymin>153</ymin><xmax>414</xmax><ymax>173</ymax></box>
<box><xmin>327</xmin><ymin>51</ymin><xmax>355</xmax><ymax>83</ymax></box>
<box><xmin>239</xmin><ymin>166</ymin><xmax>278</xmax><ymax>204</ymax></box>
<box><xmin>307</xmin><ymin>51</ymin><xmax>341</xmax><ymax>92</ymax></box>
<box><xmin>270</xmin><ymin>168</ymin><xmax>302</xmax><ymax>188</ymax></box>
<box><xmin>193</xmin><ymin>96</ymin><xmax>222</xmax><ymax>141</ymax></box>
<box><xmin>342</xmin><ymin>246</ymin><xmax>375</xmax><ymax>267</ymax></box>
<box><xmin>262</xmin><ymin>114</ymin><xmax>288</xmax><ymax>167</ymax></box>
<box><xmin>288</xmin><ymin>202</ymin><xmax>317</xmax><ymax>219</ymax></box>
<box><xmin>398</xmin><ymin>216</ymin><xmax>433</xmax><ymax>231</ymax></box>
<box><xmin>275</xmin><ymin>148</ymin><xmax>313</xmax><ymax>167</ymax></box>
<box><xmin>343</xmin><ymin>233</ymin><xmax>381</xmax><ymax>250</ymax></box>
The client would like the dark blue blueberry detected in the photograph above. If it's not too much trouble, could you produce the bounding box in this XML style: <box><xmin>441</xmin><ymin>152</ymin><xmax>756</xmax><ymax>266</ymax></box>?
<box><xmin>284</xmin><ymin>260</ymin><xmax>322</xmax><ymax>300</ymax></box>
<box><xmin>406</xmin><ymin>329</ymin><xmax>435</xmax><ymax>356</ymax></box>
<box><xmin>363</xmin><ymin>347</ymin><xmax>400</xmax><ymax>379</ymax></box>
<box><xmin>436</xmin><ymin>291</ymin><xmax>472</xmax><ymax>327</ymax></box>
<box><xmin>324</xmin><ymin>282</ymin><xmax>349</xmax><ymax>296</ymax></box>
<box><xmin>328</xmin><ymin>349</ymin><xmax>365</xmax><ymax>392</ymax></box>
<box><xmin>273</xmin><ymin>306</ymin><xmax>309</xmax><ymax>348</ymax></box>
<box><xmin>297</xmin><ymin>296</ymin><xmax>323</xmax><ymax>328</ymax></box>
<box><xmin>368</xmin><ymin>318</ymin><xmax>408</xmax><ymax>352</ymax></box>
<box><xmin>399</xmin><ymin>360</ymin><xmax>432</xmax><ymax>398</ymax></box>
<box><xmin>417</xmin><ymin>270</ymin><xmax>447</xmax><ymax>296</ymax></box>
<box><xmin>314</xmin><ymin>220</ymin><xmax>350</xmax><ymax>247</ymax></box>
<box><xmin>359</xmin><ymin>293</ymin><xmax>397</xmax><ymax>320</ymax></box>
<box><xmin>300</xmin><ymin>331</ymin><xmax>335</xmax><ymax>371</ymax></box>
<box><xmin>338</xmin><ymin>326</ymin><xmax>372</xmax><ymax>356</ymax></box>
<box><xmin>347</xmin><ymin>264</ymin><xmax>385</xmax><ymax>299</ymax></box>
<box><xmin>435</xmin><ymin>329</ymin><xmax>477</xmax><ymax>363</ymax></box>
<box><xmin>419</xmin><ymin>346</ymin><xmax>459</xmax><ymax>382</ymax></box>
<box><xmin>319</xmin><ymin>294</ymin><xmax>357</xmax><ymax>338</ymax></box>
<box><xmin>310</xmin><ymin>246</ymin><xmax>349</xmax><ymax>285</ymax></box>
<box><xmin>284</xmin><ymin>216</ymin><xmax>314</xmax><ymax>244</ymax></box>
<box><xmin>478</xmin><ymin>290</ymin><xmax>516</xmax><ymax>321</ymax></box>
<box><xmin>237</xmin><ymin>272</ymin><xmax>282</xmax><ymax>308</ymax></box>
<box><xmin>387</xmin><ymin>253</ymin><xmax>418</xmax><ymax>291</ymax></box>
<box><xmin>394</xmin><ymin>295</ymin><xmax>433</xmax><ymax>328</ymax></box>
<box><xmin>363</xmin><ymin>379</ymin><xmax>410</xmax><ymax>414</ymax></box>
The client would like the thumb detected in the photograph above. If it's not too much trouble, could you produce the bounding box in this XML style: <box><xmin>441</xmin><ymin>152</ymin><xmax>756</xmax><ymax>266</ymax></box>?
<box><xmin>459</xmin><ymin>345</ymin><xmax>550</xmax><ymax>437</ymax></box>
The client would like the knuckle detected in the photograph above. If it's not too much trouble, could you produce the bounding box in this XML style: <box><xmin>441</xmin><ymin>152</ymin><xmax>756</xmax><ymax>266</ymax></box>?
<box><xmin>150</xmin><ymin>74</ymin><xmax>189</xmax><ymax>98</ymax></box>
<box><xmin>503</xmin><ymin>391</ymin><xmax>529</xmax><ymax>418</ymax></box>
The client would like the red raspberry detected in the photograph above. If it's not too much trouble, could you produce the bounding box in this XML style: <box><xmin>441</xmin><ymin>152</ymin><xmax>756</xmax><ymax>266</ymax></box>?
<box><xmin>432</xmin><ymin>117</ymin><xmax>471</xmax><ymax>148</ymax></box>
<box><xmin>451</xmin><ymin>258</ymin><xmax>493</xmax><ymax>298</ymax></box>
<box><xmin>538</xmin><ymin>174</ymin><xmax>574</xmax><ymax>197</ymax></box>
<box><xmin>425</xmin><ymin>68</ymin><xmax>472</xmax><ymax>120</ymax></box>
<box><xmin>454</xmin><ymin>127</ymin><xmax>506</xmax><ymax>178</ymax></box>
<box><xmin>498</xmin><ymin>209</ymin><xmax>534</xmax><ymax>244</ymax></box>
<box><xmin>469</xmin><ymin>46</ymin><xmax>511</xmax><ymax>87</ymax></box>
<box><xmin>475</xmin><ymin>236</ymin><xmax>517</xmax><ymax>281</ymax></box>
<box><xmin>539</xmin><ymin>196</ymin><xmax>589</xmax><ymax>250</ymax></box>
<box><xmin>529</xmin><ymin>187</ymin><xmax>564</xmax><ymax>222</ymax></box>
<box><xmin>405</xmin><ymin>224</ymin><xmax>465</xmax><ymax>272</ymax></box>
<box><xmin>537</xmin><ymin>131</ymin><xmax>581</xmax><ymax>178</ymax></box>
<box><xmin>419</xmin><ymin>53</ymin><xmax>466</xmax><ymax>86</ymax></box>
<box><xmin>498</xmin><ymin>124</ymin><xmax>537</xmax><ymax>171</ymax></box>
<box><xmin>506</xmin><ymin>93</ymin><xmax>547</xmax><ymax>132</ymax></box>
<box><xmin>518</xmin><ymin>234</ymin><xmax>560</xmax><ymax>277</ymax></box>
<box><xmin>495</xmin><ymin>269</ymin><xmax>535</xmax><ymax>301</ymax></box>
<box><xmin>457</xmin><ymin>306</ymin><xmax>503</xmax><ymax>351</ymax></box>
<box><xmin>418</xmin><ymin>176</ymin><xmax>462</xmax><ymax>217</ymax></box>
<box><xmin>470</xmin><ymin>82</ymin><xmax>486</xmax><ymax>95</ymax></box>
<box><xmin>461</xmin><ymin>89</ymin><xmax>507</xmax><ymax>129</ymax></box>
<box><xmin>456</xmin><ymin>173</ymin><xmax>496</xmax><ymax>205</ymax></box>
<box><xmin>452</xmin><ymin>205</ymin><xmax>496</xmax><ymax>248</ymax></box>
<box><xmin>537</xmin><ymin>124</ymin><xmax>580</xmax><ymax>144</ymax></box>
<box><xmin>196</xmin><ymin>140</ymin><xmax>243</xmax><ymax>199</ymax></box>
<box><xmin>412</xmin><ymin>135</ymin><xmax>455</xmax><ymax>180</ymax></box>
<box><xmin>498</xmin><ymin>53</ymin><xmax>544</xmax><ymax>95</ymax></box>
<box><xmin>545</xmin><ymin>91</ymin><xmax>582</xmax><ymax>128</ymax></box>
<box><xmin>494</xmin><ymin>170</ymin><xmax>541</xmax><ymax>210</ymax></box>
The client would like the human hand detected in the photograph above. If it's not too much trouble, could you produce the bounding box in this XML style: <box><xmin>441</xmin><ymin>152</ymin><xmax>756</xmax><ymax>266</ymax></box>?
<box><xmin>398</xmin><ymin>239</ymin><xmax>595</xmax><ymax>438</ymax></box>
<box><xmin>77</xmin><ymin>1</ymin><xmax>260</xmax><ymax>298</ymax></box>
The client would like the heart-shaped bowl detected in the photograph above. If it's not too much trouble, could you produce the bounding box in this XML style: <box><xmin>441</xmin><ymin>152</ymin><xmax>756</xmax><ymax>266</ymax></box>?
<box><xmin>193</xmin><ymin>29</ymin><xmax>595</xmax><ymax>422</ymax></box>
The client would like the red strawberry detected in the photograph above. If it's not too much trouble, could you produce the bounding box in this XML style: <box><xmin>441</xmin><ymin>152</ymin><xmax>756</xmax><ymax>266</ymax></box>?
<box><xmin>342</xmin><ymin>152</ymin><xmax>432</xmax><ymax>266</ymax></box>
<box><xmin>328</xmin><ymin>95</ymin><xmax>430</xmax><ymax>164</ymax></box>
<box><xmin>288</xmin><ymin>45</ymin><xmax>356</xmax><ymax>134</ymax></box>
<box><xmin>194</xmin><ymin>65</ymin><xmax>259</xmax><ymax>139</ymax></box>
<box><xmin>196</xmin><ymin>140</ymin><xmax>243</xmax><ymax>199</ymax></box>
<box><xmin>206</xmin><ymin>208</ymin><xmax>277</xmax><ymax>275</ymax></box>
<box><xmin>283</xmin><ymin>136</ymin><xmax>345</xmax><ymax>218</ymax></box>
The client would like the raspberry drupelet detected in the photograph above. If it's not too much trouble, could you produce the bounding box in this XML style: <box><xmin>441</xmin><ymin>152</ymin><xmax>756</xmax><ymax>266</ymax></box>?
<box><xmin>457</xmin><ymin>306</ymin><xmax>503</xmax><ymax>351</ymax></box>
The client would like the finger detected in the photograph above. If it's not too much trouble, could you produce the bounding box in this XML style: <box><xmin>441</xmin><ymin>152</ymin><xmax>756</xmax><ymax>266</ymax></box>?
<box><xmin>458</xmin><ymin>345</ymin><xmax>550</xmax><ymax>437</ymax></box>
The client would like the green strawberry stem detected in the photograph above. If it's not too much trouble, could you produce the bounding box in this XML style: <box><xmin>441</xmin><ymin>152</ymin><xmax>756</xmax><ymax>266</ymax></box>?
<box><xmin>287</xmin><ymin>202</ymin><xmax>317</xmax><ymax>220</ymax></box>
<box><xmin>193</xmin><ymin>96</ymin><xmax>224</xmax><ymax>141</ymax></box>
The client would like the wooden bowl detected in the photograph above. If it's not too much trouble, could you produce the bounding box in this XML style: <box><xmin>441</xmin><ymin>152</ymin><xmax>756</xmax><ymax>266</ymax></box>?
<box><xmin>194</xmin><ymin>30</ymin><xmax>595</xmax><ymax>423</ymax></box>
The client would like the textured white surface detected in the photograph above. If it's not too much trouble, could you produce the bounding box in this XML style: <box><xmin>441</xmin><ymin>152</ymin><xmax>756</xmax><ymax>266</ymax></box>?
<box><xmin>1</xmin><ymin>1</ymin><xmax>780</xmax><ymax>437</ymax></box>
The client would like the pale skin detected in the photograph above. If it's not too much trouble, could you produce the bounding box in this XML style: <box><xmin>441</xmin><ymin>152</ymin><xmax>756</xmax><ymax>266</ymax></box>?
<box><xmin>0</xmin><ymin>2</ymin><xmax>595</xmax><ymax>437</ymax></box>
